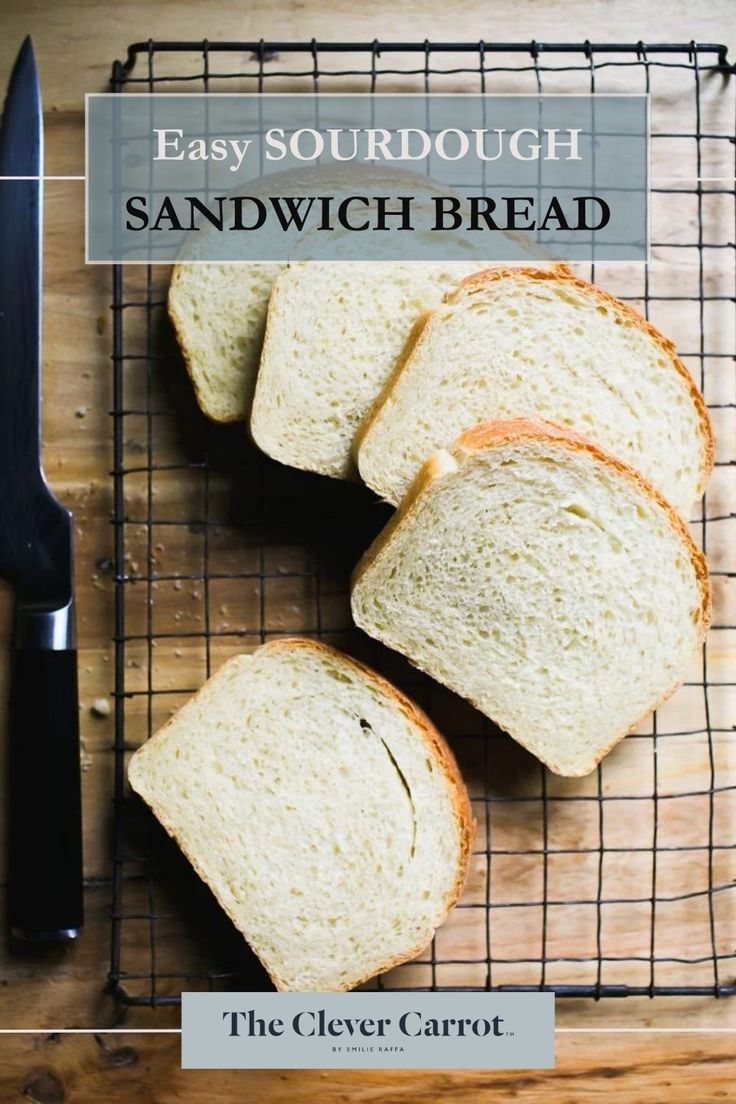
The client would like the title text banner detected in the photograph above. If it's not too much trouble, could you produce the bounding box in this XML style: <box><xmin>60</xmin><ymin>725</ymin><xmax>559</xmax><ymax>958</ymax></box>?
<box><xmin>86</xmin><ymin>93</ymin><xmax>648</xmax><ymax>263</ymax></box>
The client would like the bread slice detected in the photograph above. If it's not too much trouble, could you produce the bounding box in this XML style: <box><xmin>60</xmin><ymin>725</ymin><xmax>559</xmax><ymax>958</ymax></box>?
<box><xmin>356</xmin><ymin>267</ymin><xmax>713</xmax><ymax>516</ymax></box>
<box><xmin>168</xmin><ymin>164</ymin><xmax>483</xmax><ymax>426</ymax></box>
<box><xmin>352</xmin><ymin>419</ymin><xmax>711</xmax><ymax>777</ymax></box>
<box><xmin>127</xmin><ymin>638</ymin><xmax>473</xmax><ymax>991</ymax></box>
<box><xmin>168</xmin><ymin>261</ymin><xmax>285</xmax><ymax>422</ymax></box>
<box><xmin>250</xmin><ymin>261</ymin><xmax>489</xmax><ymax>479</ymax></box>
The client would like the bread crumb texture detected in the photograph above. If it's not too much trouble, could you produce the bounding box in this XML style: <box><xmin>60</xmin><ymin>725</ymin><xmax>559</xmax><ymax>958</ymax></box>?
<box><xmin>352</xmin><ymin>419</ymin><xmax>710</xmax><ymax>777</ymax></box>
<box><xmin>357</xmin><ymin>267</ymin><xmax>712</xmax><ymax>515</ymax></box>
<box><xmin>251</xmin><ymin>261</ymin><xmax>488</xmax><ymax>479</ymax></box>
<box><xmin>169</xmin><ymin>261</ymin><xmax>285</xmax><ymax>422</ymax></box>
<box><xmin>128</xmin><ymin>639</ymin><xmax>472</xmax><ymax>991</ymax></box>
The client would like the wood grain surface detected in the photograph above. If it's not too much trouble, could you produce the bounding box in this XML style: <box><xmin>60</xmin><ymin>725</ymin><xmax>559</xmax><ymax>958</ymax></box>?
<box><xmin>0</xmin><ymin>0</ymin><xmax>735</xmax><ymax>1099</ymax></box>
<box><xmin>1</xmin><ymin>1030</ymin><xmax>736</xmax><ymax>1102</ymax></box>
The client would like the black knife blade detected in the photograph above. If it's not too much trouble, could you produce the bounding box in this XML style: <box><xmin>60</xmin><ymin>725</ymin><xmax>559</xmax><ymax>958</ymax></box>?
<box><xmin>0</xmin><ymin>36</ymin><xmax>83</xmax><ymax>943</ymax></box>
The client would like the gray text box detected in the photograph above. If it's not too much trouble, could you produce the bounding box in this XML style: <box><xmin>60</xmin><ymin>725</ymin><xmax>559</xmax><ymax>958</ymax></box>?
<box><xmin>87</xmin><ymin>94</ymin><xmax>648</xmax><ymax>263</ymax></box>
<box><xmin>181</xmin><ymin>991</ymin><xmax>555</xmax><ymax>1069</ymax></box>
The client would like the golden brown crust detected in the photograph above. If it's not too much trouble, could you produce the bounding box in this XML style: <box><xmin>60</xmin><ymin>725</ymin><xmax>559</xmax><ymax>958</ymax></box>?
<box><xmin>451</xmin><ymin>267</ymin><xmax>715</xmax><ymax>496</ymax></box>
<box><xmin>351</xmin><ymin>417</ymin><xmax>711</xmax><ymax>778</ymax></box>
<box><xmin>351</xmin><ymin>448</ymin><xmax>455</xmax><ymax>589</ymax></box>
<box><xmin>354</xmin><ymin>267</ymin><xmax>573</xmax><ymax>475</ymax></box>
<box><xmin>356</xmin><ymin>264</ymin><xmax>714</xmax><ymax>503</ymax></box>
<box><xmin>128</xmin><ymin>637</ymin><xmax>474</xmax><ymax>992</ymax></box>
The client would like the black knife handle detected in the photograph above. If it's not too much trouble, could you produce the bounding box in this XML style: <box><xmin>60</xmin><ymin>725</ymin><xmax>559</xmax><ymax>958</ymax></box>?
<box><xmin>7</xmin><ymin>605</ymin><xmax>84</xmax><ymax>942</ymax></box>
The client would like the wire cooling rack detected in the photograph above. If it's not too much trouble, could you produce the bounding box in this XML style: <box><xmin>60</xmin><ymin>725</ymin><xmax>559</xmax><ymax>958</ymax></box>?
<box><xmin>109</xmin><ymin>40</ymin><xmax>736</xmax><ymax>1006</ymax></box>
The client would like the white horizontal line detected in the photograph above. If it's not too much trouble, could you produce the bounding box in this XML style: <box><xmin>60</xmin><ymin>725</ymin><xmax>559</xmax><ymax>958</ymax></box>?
<box><xmin>0</xmin><ymin>175</ymin><xmax>84</xmax><ymax>181</ymax></box>
<box><xmin>557</xmin><ymin>1027</ymin><xmax>736</xmax><ymax>1033</ymax></box>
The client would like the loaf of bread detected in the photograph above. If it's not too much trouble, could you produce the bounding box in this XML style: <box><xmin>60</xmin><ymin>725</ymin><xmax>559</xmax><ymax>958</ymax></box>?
<box><xmin>352</xmin><ymin>419</ymin><xmax>711</xmax><ymax>777</ymax></box>
<box><xmin>127</xmin><ymin>638</ymin><xmax>473</xmax><ymax>991</ymax></box>
<box><xmin>356</xmin><ymin>267</ymin><xmax>713</xmax><ymax>516</ymax></box>
<box><xmin>250</xmin><ymin>261</ymin><xmax>488</xmax><ymax>479</ymax></box>
<box><xmin>168</xmin><ymin>261</ymin><xmax>285</xmax><ymax>422</ymax></box>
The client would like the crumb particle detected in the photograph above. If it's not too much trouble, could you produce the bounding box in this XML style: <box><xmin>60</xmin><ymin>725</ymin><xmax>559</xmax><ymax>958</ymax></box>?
<box><xmin>91</xmin><ymin>697</ymin><xmax>111</xmax><ymax>718</ymax></box>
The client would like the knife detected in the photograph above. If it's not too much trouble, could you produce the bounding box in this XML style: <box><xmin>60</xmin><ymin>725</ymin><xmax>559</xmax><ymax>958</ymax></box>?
<box><xmin>0</xmin><ymin>36</ymin><xmax>83</xmax><ymax>942</ymax></box>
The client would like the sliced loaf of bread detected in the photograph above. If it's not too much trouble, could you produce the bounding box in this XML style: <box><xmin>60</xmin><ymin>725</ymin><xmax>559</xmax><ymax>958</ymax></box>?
<box><xmin>250</xmin><ymin>261</ymin><xmax>488</xmax><ymax>479</ymax></box>
<box><xmin>352</xmin><ymin>419</ymin><xmax>711</xmax><ymax>777</ymax></box>
<box><xmin>168</xmin><ymin>261</ymin><xmax>285</xmax><ymax>422</ymax></box>
<box><xmin>127</xmin><ymin>638</ymin><xmax>473</xmax><ymax>991</ymax></box>
<box><xmin>356</xmin><ymin>267</ymin><xmax>713</xmax><ymax>516</ymax></box>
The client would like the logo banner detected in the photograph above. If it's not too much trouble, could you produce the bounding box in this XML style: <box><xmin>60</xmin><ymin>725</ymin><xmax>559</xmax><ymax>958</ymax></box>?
<box><xmin>181</xmin><ymin>991</ymin><xmax>555</xmax><ymax>1069</ymax></box>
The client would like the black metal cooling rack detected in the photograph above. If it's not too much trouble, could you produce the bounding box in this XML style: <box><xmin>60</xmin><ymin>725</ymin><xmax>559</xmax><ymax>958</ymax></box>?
<box><xmin>108</xmin><ymin>40</ymin><xmax>736</xmax><ymax>1007</ymax></box>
